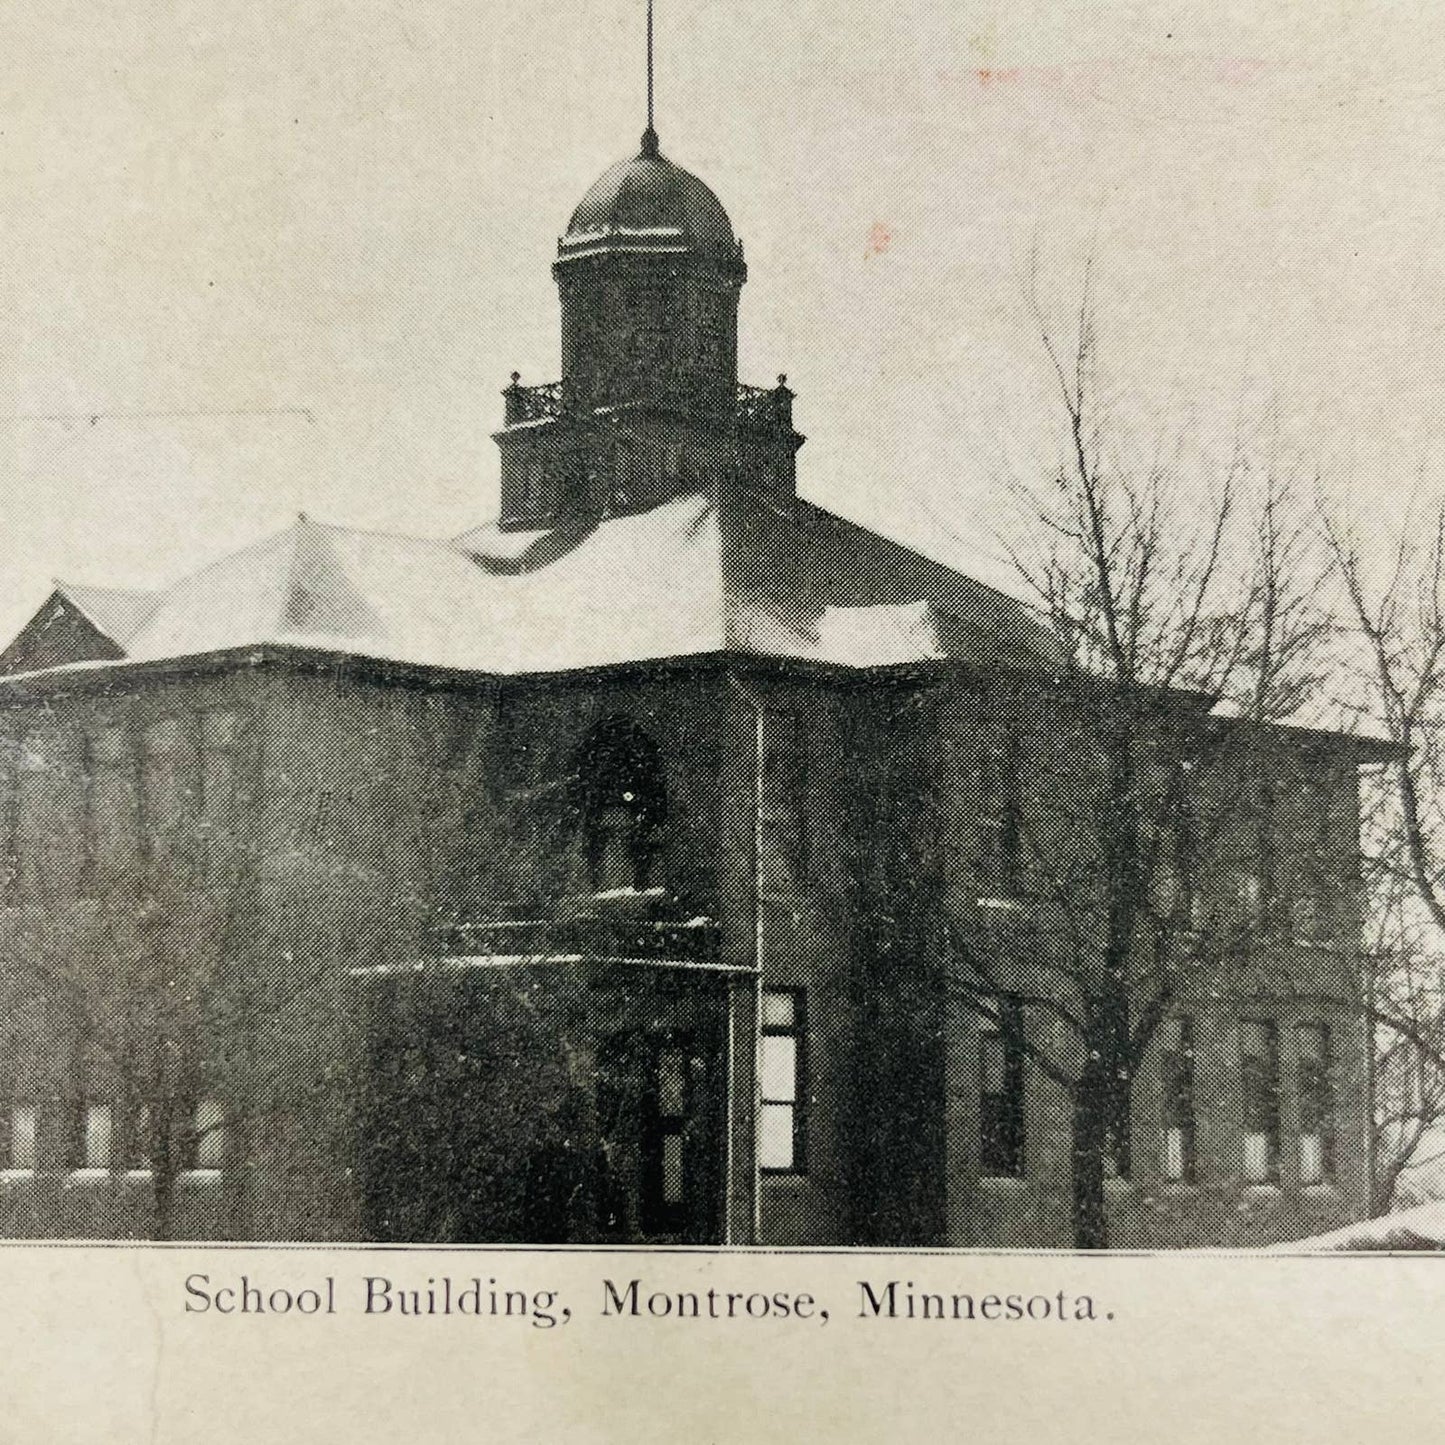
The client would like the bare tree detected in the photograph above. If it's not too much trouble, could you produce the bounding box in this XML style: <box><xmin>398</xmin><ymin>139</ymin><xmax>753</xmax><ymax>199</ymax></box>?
<box><xmin>941</xmin><ymin>269</ymin><xmax>1334</xmax><ymax>1248</ymax></box>
<box><xmin>1325</xmin><ymin>502</ymin><xmax>1445</xmax><ymax>1210</ymax></box>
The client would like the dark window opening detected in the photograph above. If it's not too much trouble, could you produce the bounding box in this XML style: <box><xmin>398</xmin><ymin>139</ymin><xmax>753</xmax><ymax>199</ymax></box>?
<box><xmin>1160</xmin><ymin>1016</ymin><xmax>1198</xmax><ymax>1183</ymax></box>
<box><xmin>1242</xmin><ymin>1019</ymin><xmax>1281</xmax><ymax>1183</ymax></box>
<box><xmin>978</xmin><ymin>724</ymin><xmax>1022</xmax><ymax>897</ymax></box>
<box><xmin>4</xmin><ymin>733</ymin><xmax>48</xmax><ymax>906</ymax></box>
<box><xmin>572</xmin><ymin>718</ymin><xmax>669</xmax><ymax>893</ymax></box>
<box><xmin>197</xmin><ymin>708</ymin><xmax>242</xmax><ymax>879</ymax></box>
<box><xmin>1297</xmin><ymin>1023</ymin><xmax>1334</xmax><ymax>1185</ymax></box>
<box><xmin>980</xmin><ymin>1007</ymin><xmax>1026</xmax><ymax>1177</ymax></box>
<box><xmin>758</xmin><ymin>711</ymin><xmax>808</xmax><ymax>898</ymax></box>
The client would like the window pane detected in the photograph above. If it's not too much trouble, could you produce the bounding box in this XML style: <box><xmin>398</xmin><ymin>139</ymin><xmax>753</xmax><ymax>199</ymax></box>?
<box><xmin>760</xmin><ymin>1035</ymin><xmax>797</xmax><ymax>1103</ymax></box>
<box><xmin>1242</xmin><ymin>1019</ymin><xmax>1274</xmax><ymax>1058</ymax></box>
<box><xmin>1300</xmin><ymin>1133</ymin><xmax>1325</xmax><ymax>1186</ymax></box>
<box><xmin>759</xmin><ymin>1102</ymin><xmax>795</xmax><ymax>1170</ymax></box>
<box><xmin>92</xmin><ymin>726</ymin><xmax>128</xmax><ymax>766</ymax></box>
<box><xmin>85</xmin><ymin>1103</ymin><xmax>113</xmax><ymax>1169</ymax></box>
<box><xmin>142</xmin><ymin>718</ymin><xmax>181</xmax><ymax>756</ymax></box>
<box><xmin>1243</xmin><ymin>1131</ymin><xmax>1274</xmax><ymax>1183</ymax></box>
<box><xmin>761</xmin><ymin>990</ymin><xmax>795</xmax><ymax>1030</ymax></box>
<box><xmin>661</xmin><ymin>1134</ymin><xmax>684</xmax><ymax>1205</ymax></box>
<box><xmin>202</xmin><ymin>751</ymin><xmax>236</xmax><ymax>814</ymax></box>
<box><xmin>981</xmin><ymin>1035</ymin><xmax>1007</xmax><ymax>1093</ymax></box>
<box><xmin>657</xmin><ymin>1050</ymin><xmax>686</xmax><ymax>1117</ymax></box>
<box><xmin>200</xmin><ymin>709</ymin><xmax>239</xmax><ymax>749</ymax></box>
<box><xmin>9</xmin><ymin>1104</ymin><xmax>35</xmax><ymax>1170</ymax></box>
<box><xmin>194</xmin><ymin>1097</ymin><xmax>225</xmax><ymax>1169</ymax></box>
<box><xmin>93</xmin><ymin>769</ymin><xmax>135</xmax><ymax>860</ymax></box>
<box><xmin>1163</xmin><ymin>1126</ymin><xmax>1187</xmax><ymax>1182</ymax></box>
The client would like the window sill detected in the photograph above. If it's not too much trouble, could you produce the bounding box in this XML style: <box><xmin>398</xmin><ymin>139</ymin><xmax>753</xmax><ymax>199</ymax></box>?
<box><xmin>1158</xmin><ymin>1179</ymin><xmax>1200</xmax><ymax>1195</ymax></box>
<box><xmin>0</xmin><ymin>1169</ymin><xmax>34</xmax><ymax>1184</ymax></box>
<box><xmin>1103</xmin><ymin>1177</ymin><xmax>1138</xmax><ymax>1195</ymax></box>
<box><xmin>63</xmin><ymin>1169</ymin><xmax>111</xmax><ymax>1188</ymax></box>
<box><xmin>179</xmin><ymin>1168</ymin><xmax>223</xmax><ymax>1183</ymax></box>
<box><xmin>1301</xmin><ymin>1181</ymin><xmax>1341</xmax><ymax>1199</ymax></box>
<box><xmin>979</xmin><ymin>1175</ymin><xmax>1028</xmax><ymax>1191</ymax></box>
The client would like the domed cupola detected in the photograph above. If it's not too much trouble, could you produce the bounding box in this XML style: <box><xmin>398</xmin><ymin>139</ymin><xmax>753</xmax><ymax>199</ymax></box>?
<box><xmin>553</xmin><ymin>126</ymin><xmax>747</xmax><ymax>421</ymax></box>
<box><xmin>492</xmin><ymin>3</ymin><xmax>803</xmax><ymax>533</ymax></box>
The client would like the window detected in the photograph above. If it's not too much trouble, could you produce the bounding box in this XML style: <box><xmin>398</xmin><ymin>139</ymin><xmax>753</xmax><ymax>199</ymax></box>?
<box><xmin>197</xmin><ymin>708</ymin><xmax>242</xmax><ymax>877</ymax></box>
<box><xmin>1</xmin><ymin>1103</ymin><xmax>37</xmax><ymax>1171</ymax></box>
<box><xmin>67</xmin><ymin>1100</ymin><xmax>113</xmax><ymax>1171</ymax></box>
<box><xmin>1297</xmin><ymin>1024</ymin><xmax>1334</xmax><ymax>1185</ymax></box>
<box><xmin>523</xmin><ymin>457</ymin><xmax>546</xmax><ymax>513</ymax></box>
<box><xmin>83</xmin><ymin>724</ymin><xmax>136</xmax><ymax>893</ymax></box>
<box><xmin>1160</xmin><ymin>1016</ymin><xmax>1198</xmax><ymax>1183</ymax></box>
<box><xmin>758</xmin><ymin>711</ymin><xmax>808</xmax><ymax>898</ymax></box>
<box><xmin>183</xmin><ymin>1097</ymin><xmax>225</xmax><ymax>1171</ymax></box>
<box><xmin>139</xmin><ymin>717</ymin><xmax>186</xmax><ymax>861</ymax></box>
<box><xmin>611</xmin><ymin>442</ymin><xmax>641</xmax><ymax>511</ymax></box>
<box><xmin>977</xmin><ymin>727</ymin><xmax>1022</xmax><ymax>897</ymax></box>
<box><xmin>980</xmin><ymin>1007</ymin><xmax>1026</xmax><ymax>1177</ymax></box>
<box><xmin>4</xmin><ymin>733</ymin><xmax>48</xmax><ymax>905</ymax></box>
<box><xmin>759</xmin><ymin>988</ymin><xmax>805</xmax><ymax>1173</ymax></box>
<box><xmin>655</xmin><ymin>1050</ymin><xmax>687</xmax><ymax>1208</ymax></box>
<box><xmin>573</xmin><ymin>718</ymin><xmax>668</xmax><ymax>893</ymax></box>
<box><xmin>1241</xmin><ymin>1019</ymin><xmax>1280</xmax><ymax>1183</ymax></box>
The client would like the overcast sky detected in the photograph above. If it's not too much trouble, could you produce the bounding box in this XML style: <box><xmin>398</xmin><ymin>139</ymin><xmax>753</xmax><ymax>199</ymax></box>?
<box><xmin>1</xmin><ymin>0</ymin><xmax>1443</xmax><ymax>641</ymax></box>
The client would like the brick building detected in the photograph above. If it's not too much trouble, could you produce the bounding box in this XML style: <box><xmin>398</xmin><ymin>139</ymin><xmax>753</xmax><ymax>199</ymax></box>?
<box><xmin>0</xmin><ymin>106</ymin><xmax>1383</xmax><ymax>1247</ymax></box>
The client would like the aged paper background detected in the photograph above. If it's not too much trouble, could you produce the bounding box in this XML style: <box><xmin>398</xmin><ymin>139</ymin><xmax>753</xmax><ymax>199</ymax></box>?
<box><xmin>2</xmin><ymin>0</ymin><xmax>1444</xmax><ymax>1439</ymax></box>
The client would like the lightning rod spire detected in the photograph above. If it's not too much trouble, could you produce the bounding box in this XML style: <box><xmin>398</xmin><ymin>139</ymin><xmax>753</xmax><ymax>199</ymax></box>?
<box><xmin>641</xmin><ymin>0</ymin><xmax>659</xmax><ymax>157</ymax></box>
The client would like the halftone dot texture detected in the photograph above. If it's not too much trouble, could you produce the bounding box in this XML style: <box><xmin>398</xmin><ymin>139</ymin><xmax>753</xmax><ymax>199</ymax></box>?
<box><xmin>0</xmin><ymin>86</ymin><xmax>1372</xmax><ymax>1251</ymax></box>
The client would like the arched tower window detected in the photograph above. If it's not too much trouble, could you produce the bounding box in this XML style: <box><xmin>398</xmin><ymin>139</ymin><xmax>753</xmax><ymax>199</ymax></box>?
<box><xmin>572</xmin><ymin>718</ymin><xmax>669</xmax><ymax>893</ymax></box>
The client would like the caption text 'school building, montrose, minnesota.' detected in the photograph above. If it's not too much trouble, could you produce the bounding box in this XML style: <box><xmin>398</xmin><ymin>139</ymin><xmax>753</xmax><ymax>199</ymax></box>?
<box><xmin>0</xmin><ymin>64</ymin><xmax>1387</xmax><ymax>1248</ymax></box>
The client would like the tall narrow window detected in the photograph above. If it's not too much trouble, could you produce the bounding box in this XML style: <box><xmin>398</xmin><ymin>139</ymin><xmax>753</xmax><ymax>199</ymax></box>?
<box><xmin>84</xmin><ymin>724</ymin><xmax>135</xmax><ymax>892</ymax></box>
<box><xmin>980</xmin><ymin>1008</ymin><xmax>1026</xmax><ymax>1177</ymax></box>
<box><xmin>1160</xmin><ymin>1016</ymin><xmax>1198</xmax><ymax>1183</ymax></box>
<box><xmin>759</xmin><ymin>988</ymin><xmax>805</xmax><ymax>1173</ymax></box>
<box><xmin>1</xmin><ymin>1102</ymin><xmax>37</xmax><ymax>1171</ymax></box>
<box><xmin>523</xmin><ymin>457</ymin><xmax>546</xmax><ymax>513</ymax></box>
<box><xmin>182</xmin><ymin>1097</ymin><xmax>226</xmax><ymax>1172</ymax></box>
<box><xmin>977</xmin><ymin>724</ymin><xmax>1022</xmax><ymax>897</ymax></box>
<box><xmin>1297</xmin><ymin>1024</ymin><xmax>1334</xmax><ymax>1185</ymax></box>
<box><xmin>139</xmin><ymin>717</ymin><xmax>186</xmax><ymax>862</ymax></box>
<box><xmin>67</xmin><ymin>1099</ymin><xmax>113</xmax><ymax>1172</ymax></box>
<box><xmin>611</xmin><ymin>442</ymin><xmax>640</xmax><ymax>511</ymax></box>
<box><xmin>197</xmin><ymin>708</ymin><xmax>242</xmax><ymax>878</ymax></box>
<box><xmin>758</xmin><ymin>711</ymin><xmax>808</xmax><ymax>899</ymax></box>
<box><xmin>573</xmin><ymin>718</ymin><xmax>668</xmax><ymax>893</ymax></box>
<box><xmin>4</xmin><ymin>733</ymin><xmax>47</xmax><ymax>905</ymax></box>
<box><xmin>1241</xmin><ymin>1019</ymin><xmax>1281</xmax><ymax>1184</ymax></box>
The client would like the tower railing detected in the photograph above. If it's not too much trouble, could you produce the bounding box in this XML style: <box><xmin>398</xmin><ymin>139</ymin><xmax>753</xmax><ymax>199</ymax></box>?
<box><xmin>503</xmin><ymin>374</ymin><xmax>795</xmax><ymax>430</ymax></box>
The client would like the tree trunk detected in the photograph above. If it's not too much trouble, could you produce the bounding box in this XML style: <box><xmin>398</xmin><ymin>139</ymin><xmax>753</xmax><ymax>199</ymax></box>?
<box><xmin>152</xmin><ymin>1166</ymin><xmax>177</xmax><ymax>1242</ymax></box>
<box><xmin>1071</xmin><ymin>1075</ymin><xmax>1110</xmax><ymax>1250</ymax></box>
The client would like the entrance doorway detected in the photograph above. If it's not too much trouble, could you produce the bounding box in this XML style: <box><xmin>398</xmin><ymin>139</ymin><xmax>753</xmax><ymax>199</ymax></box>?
<box><xmin>596</xmin><ymin>1030</ymin><xmax>720</xmax><ymax>1243</ymax></box>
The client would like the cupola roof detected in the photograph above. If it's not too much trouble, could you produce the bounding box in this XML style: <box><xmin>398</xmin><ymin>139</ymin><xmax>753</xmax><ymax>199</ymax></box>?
<box><xmin>560</xmin><ymin>138</ymin><xmax>737</xmax><ymax>261</ymax></box>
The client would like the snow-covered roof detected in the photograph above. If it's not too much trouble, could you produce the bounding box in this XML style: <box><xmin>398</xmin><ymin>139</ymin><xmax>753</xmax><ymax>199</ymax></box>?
<box><xmin>1</xmin><ymin>488</ymin><xmax>1055</xmax><ymax>683</ymax></box>
<box><xmin>52</xmin><ymin>581</ymin><xmax>160</xmax><ymax>648</ymax></box>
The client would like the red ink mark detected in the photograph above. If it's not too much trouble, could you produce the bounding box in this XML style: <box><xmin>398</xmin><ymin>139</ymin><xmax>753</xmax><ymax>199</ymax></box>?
<box><xmin>864</xmin><ymin>221</ymin><xmax>893</xmax><ymax>259</ymax></box>
<box><xmin>976</xmin><ymin>67</ymin><xmax>1023</xmax><ymax>88</ymax></box>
